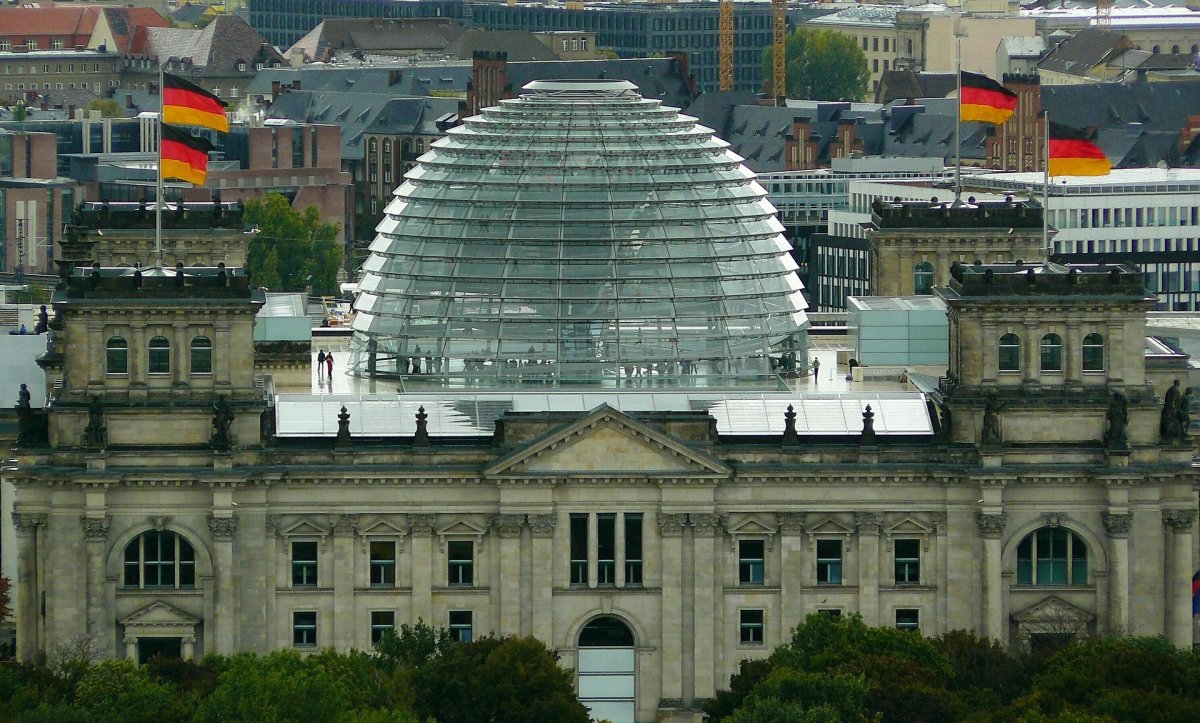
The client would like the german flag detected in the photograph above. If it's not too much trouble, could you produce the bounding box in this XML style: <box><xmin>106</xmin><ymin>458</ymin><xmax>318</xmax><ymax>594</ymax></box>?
<box><xmin>161</xmin><ymin>124</ymin><xmax>214</xmax><ymax>186</ymax></box>
<box><xmin>960</xmin><ymin>71</ymin><xmax>1018</xmax><ymax>125</ymax></box>
<box><xmin>1048</xmin><ymin>122</ymin><xmax>1111</xmax><ymax>177</ymax></box>
<box><xmin>163</xmin><ymin>72</ymin><xmax>228</xmax><ymax>132</ymax></box>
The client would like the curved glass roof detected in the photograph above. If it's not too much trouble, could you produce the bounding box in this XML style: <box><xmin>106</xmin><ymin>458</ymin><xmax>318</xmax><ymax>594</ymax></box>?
<box><xmin>350</xmin><ymin>79</ymin><xmax>809</xmax><ymax>389</ymax></box>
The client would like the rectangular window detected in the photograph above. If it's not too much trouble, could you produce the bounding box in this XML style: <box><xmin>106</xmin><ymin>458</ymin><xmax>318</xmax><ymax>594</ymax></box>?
<box><xmin>293</xmin><ymin>611</ymin><xmax>317</xmax><ymax>646</ymax></box>
<box><xmin>570</xmin><ymin>513</ymin><xmax>588</xmax><ymax>585</ymax></box>
<box><xmin>449</xmin><ymin>610</ymin><xmax>473</xmax><ymax>642</ymax></box>
<box><xmin>738</xmin><ymin>539</ymin><xmax>765</xmax><ymax>585</ymax></box>
<box><xmin>369</xmin><ymin>541</ymin><xmax>396</xmax><ymax>587</ymax></box>
<box><xmin>816</xmin><ymin>539</ymin><xmax>842</xmax><ymax>584</ymax></box>
<box><xmin>447</xmin><ymin>540</ymin><xmax>473</xmax><ymax>586</ymax></box>
<box><xmin>894</xmin><ymin>539</ymin><xmax>921</xmax><ymax>584</ymax></box>
<box><xmin>624</xmin><ymin>513</ymin><xmax>643</xmax><ymax>585</ymax></box>
<box><xmin>370</xmin><ymin>610</ymin><xmax>395</xmax><ymax>645</ymax></box>
<box><xmin>896</xmin><ymin>608</ymin><xmax>920</xmax><ymax>631</ymax></box>
<box><xmin>739</xmin><ymin>609</ymin><xmax>764</xmax><ymax>645</ymax></box>
<box><xmin>597</xmin><ymin>513</ymin><xmax>616</xmax><ymax>585</ymax></box>
<box><xmin>291</xmin><ymin>541</ymin><xmax>318</xmax><ymax>587</ymax></box>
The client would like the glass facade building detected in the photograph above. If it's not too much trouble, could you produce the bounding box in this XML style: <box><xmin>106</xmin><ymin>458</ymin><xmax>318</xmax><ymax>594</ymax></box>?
<box><xmin>350</xmin><ymin>80</ymin><xmax>808</xmax><ymax>389</ymax></box>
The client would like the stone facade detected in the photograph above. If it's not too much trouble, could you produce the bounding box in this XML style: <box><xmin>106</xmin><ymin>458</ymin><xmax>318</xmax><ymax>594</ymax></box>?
<box><xmin>6</xmin><ymin>262</ymin><xmax>1196</xmax><ymax>723</ymax></box>
<box><xmin>70</xmin><ymin>201</ymin><xmax>250</xmax><ymax>269</ymax></box>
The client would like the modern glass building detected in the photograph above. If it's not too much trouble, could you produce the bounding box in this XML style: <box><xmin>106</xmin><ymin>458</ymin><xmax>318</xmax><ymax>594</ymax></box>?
<box><xmin>350</xmin><ymin>79</ymin><xmax>809</xmax><ymax>389</ymax></box>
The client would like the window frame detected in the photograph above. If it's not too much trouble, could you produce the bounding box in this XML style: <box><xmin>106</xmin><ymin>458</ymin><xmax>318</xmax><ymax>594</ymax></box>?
<box><xmin>106</xmin><ymin>335</ymin><xmax>129</xmax><ymax>375</ymax></box>
<box><xmin>122</xmin><ymin>530</ymin><xmax>196</xmax><ymax>589</ymax></box>
<box><xmin>569</xmin><ymin>513</ymin><xmax>588</xmax><ymax>586</ymax></box>
<box><xmin>998</xmin><ymin>333</ymin><xmax>1021</xmax><ymax>372</ymax></box>
<box><xmin>291</xmin><ymin>540</ymin><xmax>319</xmax><ymax>587</ymax></box>
<box><xmin>369</xmin><ymin>540</ymin><xmax>396</xmax><ymax>587</ymax></box>
<box><xmin>370</xmin><ymin>610</ymin><xmax>395</xmax><ymax>645</ymax></box>
<box><xmin>1040</xmin><ymin>333</ymin><xmax>1063</xmax><ymax>373</ymax></box>
<box><xmin>449</xmin><ymin>610</ymin><xmax>473</xmax><ymax>642</ymax></box>
<box><xmin>447</xmin><ymin>539</ymin><xmax>474</xmax><ymax>587</ymax></box>
<box><xmin>739</xmin><ymin>608</ymin><xmax>764</xmax><ymax>645</ymax></box>
<box><xmin>895</xmin><ymin>608</ymin><xmax>920</xmax><ymax>631</ymax></box>
<box><xmin>913</xmin><ymin>260</ymin><xmax>934</xmax><ymax>295</ymax></box>
<box><xmin>1016</xmin><ymin>527</ymin><xmax>1088</xmax><ymax>586</ymax></box>
<box><xmin>190</xmin><ymin>335</ymin><xmax>212</xmax><ymax>375</ymax></box>
<box><xmin>293</xmin><ymin>610</ymin><xmax>317</xmax><ymax>647</ymax></box>
<box><xmin>624</xmin><ymin>513</ymin><xmax>643</xmax><ymax>586</ymax></box>
<box><xmin>1082</xmin><ymin>333</ymin><xmax>1104</xmax><ymax>373</ymax></box>
<box><xmin>597</xmin><ymin>513</ymin><xmax>616</xmax><ymax>586</ymax></box>
<box><xmin>893</xmin><ymin>538</ymin><xmax>921</xmax><ymax>585</ymax></box>
<box><xmin>816</xmin><ymin>538</ymin><xmax>843</xmax><ymax>585</ymax></box>
<box><xmin>148</xmin><ymin>335</ymin><xmax>171</xmax><ymax>375</ymax></box>
<box><xmin>738</xmin><ymin>538</ymin><xmax>766</xmax><ymax>586</ymax></box>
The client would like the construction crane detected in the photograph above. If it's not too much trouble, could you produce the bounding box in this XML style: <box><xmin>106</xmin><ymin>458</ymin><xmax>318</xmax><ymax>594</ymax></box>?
<box><xmin>1096</xmin><ymin>0</ymin><xmax>1112</xmax><ymax>28</ymax></box>
<box><xmin>718</xmin><ymin>0</ymin><xmax>788</xmax><ymax>101</ymax></box>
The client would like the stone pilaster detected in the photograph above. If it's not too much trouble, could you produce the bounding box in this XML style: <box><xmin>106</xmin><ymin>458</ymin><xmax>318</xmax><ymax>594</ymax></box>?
<box><xmin>690</xmin><ymin>513</ymin><xmax>721</xmax><ymax>700</ymax></box>
<box><xmin>975</xmin><ymin>512</ymin><xmax>1006</xmax><ymax>641</ymax></box>
<box><xmin>658</xmin><ymin>513</ymin><xmax>688</xmax><ymax>703</ymax></box>
<box><xmin>528</xmin><ymin>513</ymin><xmax>555</xmax><ymax>644</ymax></box>
<box><xmin>208</xmin><ymin>514</ymin><xmax>239</xmax><ymax>653</ymax></box>
<box><xmin>1163</xmin><ymin>510</ymin><xmax>1195</xmax><ymax>647</ymax></box>
<box><xmin>80</xmin><ymin>516</ymin><xmax>109</xmax><ymax>637</ymax></box>
<box><xmin>492</xmin><ymin>513</ymin><xmax>525</xmax><ymax>637</ymax></box>
<box><xmin>409</xmin><ymin>513</ymin><xmax>436</xmax><ymax>626</ymax></box>
<box><xmin>13</xmin><ymin>512</ymin><xmax>47</xmax><ymax>663</ymax></box>
<box><xmin>777</xmin><ymin>512</ymin><xmax>805</xmax><ymax>636</ymax></box>
<box><xmin>1103</xmin><ymin>512</ymin><xmax>1132</xmax><ymax>635</ymax></box>
<box><xmin>331</xmin><ymin>514</ymin><xmax>358</xmax><ymax>648</ymax></box>
<box><xmin>855</xmin><ymin>512</ymin><xmax>882</xmax><ymax>626</ymax></box>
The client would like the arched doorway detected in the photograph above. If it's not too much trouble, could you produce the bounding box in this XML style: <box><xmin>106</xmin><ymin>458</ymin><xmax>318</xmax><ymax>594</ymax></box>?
<box><xmin>577</xmin><ymin>615</ymin><xmax>636</xmax><ymax>723</ymax></box>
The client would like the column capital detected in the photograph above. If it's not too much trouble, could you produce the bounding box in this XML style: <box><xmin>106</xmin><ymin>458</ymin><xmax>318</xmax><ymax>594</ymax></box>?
<box><xmin>408</xmin><ymin>513</ymin><xmax>436</xmax><ymax>535</ymax></box>
<box><xmin>1163</xmin><ymin>509</ymin><xmax>1196</xmax><ymax>532</ymax></box>
<box><xmin>657</xmin><ymin>513</ymin><xmax>689</xmax><ymax>537</ymax></box>
<box><xmin>1102</xmin><ymin>512</ymin><xmax>1132</xmax><ymax>538</ymax></box>
<box><xmin>690</xmin><ymin>513</ymin><xmax>722</xmax><ymax>537</ymax></box>
<box><xmin>855</xmin><ymin>512</ymin><xmax>883</xmax><ymax>533</ymax></box>
<box><xmin>491</xmin><ymin>513</ymin><xmax>526</xmax><ymax>538</ymax></box>
<box><xmin>80</xmin><ymin>515</ymin><xmax>111</xmax><ymax>540</ymax></box>
<box><xmin>12</xmin><ymin>512</ymin><xmax>47</xmax><ymax>536</ymax></box>
<box><xmin>776</xmin><ymin>512</ymin><xmax>805</xmax><ymax>534</ymax></box>
<box><xmin>975</xmin><ymin>512</ymin><xmax>1007</xmax><ymax>539</ymax></box>
<box><xmin>528</xmin><ymin>513</ymin><xmax>555</xmax><ymax>538</ymax></box>
<box><xmin>330</xmin><ymin>513</ymin><xmax>359</xmax><ymax>536</ymax></box>
<box><xmin>208</xmin><ymin>515</ymin><xmax>239</xmax><ymax>541</ymax></box>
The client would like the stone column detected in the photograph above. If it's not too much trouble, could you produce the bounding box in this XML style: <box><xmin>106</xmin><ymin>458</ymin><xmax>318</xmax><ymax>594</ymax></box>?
<box><xmin>1163</xmin><ymin>510</ymin><xmax>1196</xmax><ymax>648</ymax></box>
<box><xmin>13</xmin><ymin>513</ymin><xmax>47</xmax><ymax>663</ymax></box>
<box><xmin>181</xmin><ymin>635</ymin><xmax>196</xmax><ymax>661</ymax></box>
<box><xmin>658</xmin><ymin>513</ymin><xmax>688</xmax><ymax>705</ymax></box>
<box><xmin>125</xmin><ymin>635</ymin><xmax>138</xmax><ymax>661</ymax></box>
<box><xmin>80</xmin><ymin>515</ymin><xmax>110</xmax><ymax>637</ymax></box>
<box><xmin>528</xmin><ymin>514</ymin><xmax>555</xmax><ymax>644</ymax></box>
<box><xmin>980</xmin><ymin>321</ymin><xmax>997</xmax><ymax>386</ymax></box>
<box><xmin>975</xmin><ymin>512</ymin><xmax>1007</xmax><ymax>641</ymax></box>
<box><xmin>131</xmin><ymin>326</ymin><xmax>146</xmax><ymax>380</ymax></box>
<box><xmin>493</xmin><ymin>513</ymin><xmax>525</xmax><ymax>637</ymax></box>
<box><xmin>1103</xmin><ymin>512</ymin><xmax>1132</xmax><ymax>635</ymax></box>
<box><xmin>586</xmin><ymin>512</ymin><xmax>599</xmax><ymax>588</ymax></box>
<box><xmin>690</xmin><ymin>513</ymin><xmax>721</xmax><ymax>701</ymax></box>
<box><xmin>208</xmin><ymin>515</ymin><xmax>239</xmax><ymax>653</ymax></box>
<box><xmin>330</xmin><ymin>514</ymin><xmax>357</xmax><ymax>648</ymax></box>
<box><xmin>1064</xmin><ymin>321</ymin><xmax>1081</xmax><ymax>385</ymax></box>
<box><xmin>615</xmin><ymin>512</ymin><xmax>627</xmax><ymax>588</ymax></box>
<box><xmin>1107</xmin><ymin>322</ymin><xmax>1125</xmax><ymax>387</ymax></box>
<box><xmin>856</xmin><ymin>512</ymin><xmax>882</xmax><ymax>626</ymax></box>
<box><xmin>409</xmin><ymin>514</ymin><xmax>436</xmax><ymax>627</ymax></box>
<box><xmin>265</xmin><ymin>515</ymin><xmax>281</xmax><ymax>650</ymax></box>
<box><xmin>172</xmin><ymin>321</ymin><xmax>188</xmax><ymax>386</ymax></box>
<box><xmin>778</xmin><ymin>513</ymin><xmax>805</xmax><ymax>637</ymax></box>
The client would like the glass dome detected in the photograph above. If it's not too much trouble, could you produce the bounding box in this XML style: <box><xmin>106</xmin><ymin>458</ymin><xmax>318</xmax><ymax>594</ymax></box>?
<box><xmin>350</xmin><ymin>79</ymin><xmax>809</xmax><ymax>389</ymax></box>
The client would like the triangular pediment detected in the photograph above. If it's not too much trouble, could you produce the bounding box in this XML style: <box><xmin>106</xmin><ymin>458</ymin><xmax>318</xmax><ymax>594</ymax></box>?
<box><xmin>806</xmin><ymin>517</ymin><xmax>854</xmax><ymax>535</ymax></box>
<box><xmin>281</xmin><ymin>519</ymin><xmax>328</xmax><ymax>537</ymax></box>
<box><xmin>437</xmin><ymin>519</ymin><xmax>487</xmax><ymax>537</ymax></box>
<box><xmin>727</xmin><ymin>517</ymin><xmax>776</xmax><ymax>537</ymax></box>
<box><xmin>1012</xmin><ymin>595</ymin><xmax>1095</xmax><ymax>624</ymax></box>
<box><xmin>358</xmin><ymin>519</ymin><xmax>407</xmax><ymax>537</ymax></box>
<box><xmin>885</xmin><ymin>517</ymin><xmax>934</xmax><ymax>536</ymax></box>
<box><xmin>120</xmin><ymin>600</ymin><xmax>201</xmax><ymax>627</ymax></box>
<box><xmin>484</xmin><ymin>405</ymin><xmax>731</xmax><ymax>478</ymax></box>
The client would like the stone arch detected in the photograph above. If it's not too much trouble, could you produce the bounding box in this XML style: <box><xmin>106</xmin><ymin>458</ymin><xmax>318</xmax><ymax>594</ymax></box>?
<box><xmin>1000</xmin><ymin>517</ymin><xmax>1108</xmax><ymax>575</ymax></box>
<box><xmin>563</xmin><ymin>608</ymin><xmax>648</xmax><ymax>650</ymax></box>
<box><xmin>105</xmin><ymin>519</ymin><xmax>215</xmax><ymax>583</ymax></box>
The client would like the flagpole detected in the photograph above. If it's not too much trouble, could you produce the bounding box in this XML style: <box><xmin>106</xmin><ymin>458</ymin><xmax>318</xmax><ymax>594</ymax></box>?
<box><xmin>1042</xmin><ymin>109</ymin><xmax>1050</xmax><ymax>257</ymax></box>
<box><xmin>954</xmin><ymin>23</ymin><xmax>963</xmax><ymax>202</ymax></box>
<box><xmin>155</xmin><ymin>57</ymin><xmax>165</xmax><ymax>270</ymax></box>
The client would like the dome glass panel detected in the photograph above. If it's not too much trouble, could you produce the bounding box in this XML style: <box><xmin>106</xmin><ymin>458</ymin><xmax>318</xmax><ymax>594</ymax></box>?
<box><xmin>350</xmin><ymin>80</ymin><xmax>809</xmax><ymax>388</ymax></box>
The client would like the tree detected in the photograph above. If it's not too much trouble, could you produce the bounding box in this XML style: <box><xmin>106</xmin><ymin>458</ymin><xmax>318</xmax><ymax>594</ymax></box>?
<box><xmin>762</xmin><ymin>29</ymin><xmax>870</xmax><ymax>101</ymax></box>
<box><xmin>73</xmin><ymin>659</ymin><xmax>188</xmax><ymax>723</ymax></box>
<box><xmin>86</xmin><ymin>99</ymin><xmax>125</xmax><ymax>118</ymax></box>
<box><xmin>0</xmin><ymin>574</ymin><xmax>10</xmax><ymax>623</ymax></box>
<box><xmin>244</xmin><ymin>193</ymin><xmax>342</xmax><ymax>295</ymax></box>
<box><xmin>191</xmin><ymin>650</ymin><xmax>353</xmax><ymax>723</ymax></box>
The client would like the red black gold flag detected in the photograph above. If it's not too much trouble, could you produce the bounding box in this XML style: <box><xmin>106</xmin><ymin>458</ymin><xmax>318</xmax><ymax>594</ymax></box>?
<box><xmin>161</xmin><ymin>123</ymin><xmax>214</xmax><ymax>186</ymax></box>
<box><xmin>1048</xmin><ymin>122</ymin><xmax>1112</xmax><ymax>177</ymax></box>
<box><xmin>163</xmin><ymin>72</ymin><xmax>229</xmax><ymax>133</ymax></box>
<box><xmin>959</xmin><ymin>71</ymin><xmax>1018</xmax><ymax>125</ymax></box>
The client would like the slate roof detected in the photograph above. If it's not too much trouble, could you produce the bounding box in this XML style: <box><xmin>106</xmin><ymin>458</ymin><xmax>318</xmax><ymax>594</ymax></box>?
<box><xmin>287</xmin><ymin>18</ymin><xmax>465</xmax><ymax>63</ymax></box>
<box><xmin>443</xmin><ymin>30</ymin><xmax>560</xmax><ymax>62</ymax></box>
<box><xmin>248</xmin><ymin>64</ymin><xmax>473</xmax><ymax>98</ymax></box>
<box><xmin>142</xmin><ymin>15</ymin><xmax>282</xmax><ymax>72</ymax></box>
<box><xmin>502</xmin><ymin>58</ymin><xmax>697</xmax><ymax>109</ymax></box>
<box><xmin>1042</xmin><ymin>80</ymin><xmax>1200</xmax><ymax>133</ymax></box>
<box><xmin>1038</xmin><ymin>28</ymin><xmax>1131</xmax><ymax>77</ymax></box>
<box><xmin>875</xmin><ymin>70</ymin><xmax>957</xmax><ymax>105</ymax></box>
<box><xmin>100</xmin><ymin>6</ymin><xmax>171</xmax><ymax>54</ymax></box>
<box><xmin>172</xmin><ymin>3</ymin><xmax>213</xmax><ymax>26</ymax></box>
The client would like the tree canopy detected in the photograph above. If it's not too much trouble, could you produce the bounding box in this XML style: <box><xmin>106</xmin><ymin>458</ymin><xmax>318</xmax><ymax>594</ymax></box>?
<box><xmin>762</xmin><ymin>29</ymin><xmax>871</xmax><ymax>101</ymax></box>
<box><xmin>244</xmin><ymin>192</ymin><xmax>342</xmax><ymax>295</ymax></box>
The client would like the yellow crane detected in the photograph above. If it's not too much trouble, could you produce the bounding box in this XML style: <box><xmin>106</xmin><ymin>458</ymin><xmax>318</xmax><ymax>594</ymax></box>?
<box><xmin>1096</xmin><ymin>0</ymin><xmax>1112</xmax><ymax>28</ymax></box>
<box><xmin>719</xmin><ymin>0</ymin><xmax>788</xmax><ymax>101</ymax></box>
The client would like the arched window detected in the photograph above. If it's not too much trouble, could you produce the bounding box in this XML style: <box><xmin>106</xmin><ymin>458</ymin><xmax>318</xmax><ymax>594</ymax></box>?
<box><xmin>1191</xmin><ymin>44</ymin><xmax>1198</xmax><ymax>54</ymax></box>
<box><xmin>190</xmin><ymin>336</ymin><xmax>212</xmax><ymax>374</ymax></box>
<box><xmin>1171</xmin><ymin>45</ymin><xmax>1180</xmax><ymax>54</ymax></box>
<box><xmin>1082</xmin><ymin>333</ymin><xmax>1104</xmax><ymax>372</ymax></box>
<box><xmin>913</xmin><ymin>261</ymin><xmax>934</xmax><ymax>295</ymax></box>
<box><xmin>123</xmin><ymin>530</ymin><xmax>196</xmax><ymax>589</ymax></box>
<box><xmin>1040</xmin><ymin>333</ymin><xmax>1062</xmax><ymax>372</ymax></box>
<box><xmin>106</xmin><ymin>336</ymin><xmax>128</xmax><ymax>375</ymax></box>
<box><xmin>149</xmin><ymin>336</ymin><xmax>171</xmax><ymax>375</ymax></box>
<box><xmin>1152</xmin><ymin>45</ymin><xmax>1160</xmax><ymax>54</ymax></box>
<box><xmin>998</xmin><ymin>333</ymin><xmax>1021</xmax><ymax>372</ymax></box>
<box><xmin>1016</xmin><ymin>527</ymin><xmax>1088</xmax><ymax>585</ymax></box>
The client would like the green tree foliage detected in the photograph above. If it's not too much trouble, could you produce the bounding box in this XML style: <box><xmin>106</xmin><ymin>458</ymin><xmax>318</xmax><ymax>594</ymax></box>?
<box><xmin>930</xmin><ymin>629</ymin><xmax>1028</xmax><ymax>710</ymax></box>
<box><xmin>191</xmin><ymin>650</ymin><xmax>352</xmax><ymax>723</ymax></box>
<box><xmin>73</xmin><ymin>660</ymin><xmax>188</xmax><ymax>723</ymax></box>
<box><xmin>374</xmin><ymin>620</ymin><xmax>454</xmax><ymax>669</ymax></box>
<box><xmin>0</xmin><ymin>574</ymin><xmax>11</xmax><ymax>622</ymax></box>
<box><xmin>762</xmin><ymin>29</ymin><xmax>871</xmax><ymax>101</ymax></box>
<box><xmin>85</xmin><ymin>99</ymin><xmax>125</xmax><ymax>118</ymax></box>
<box><xmin>244</xmin><ymin>193</ymin><xmax>342</xmax><ymax>295</ymax></box>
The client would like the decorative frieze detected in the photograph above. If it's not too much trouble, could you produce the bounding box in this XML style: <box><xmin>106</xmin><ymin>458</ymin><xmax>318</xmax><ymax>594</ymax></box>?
<box><xmin>657</xmin><ymin>513</ymin><xmax>689</xmax><ymax>537</ymax></box>
<box><xmin>855</xmin><ymin>512</ymin><xmax>883</xmax><ymax>533</ymax></box>
<box><xmin>776</xmin><ymin>512</ymin><xmax>805</xmax><ymax>535</ymax></box>
<box><xmin>975</xmin><ymin>512</ymin><xmax>1007</xmax><ymax>539</ymax></box>
<box><xmin>1041</xmin><ymin>512</ymin><xmax>1067</xmax><ymax>528</ymax></box>
<box><xmin>1102</xmin><ymin>512</ymin><xmax>1132</xmax><ymax>538</ymax></box>
<box><xmin>80</xmin><ymin>515</ymin><xmax>110</xmax><ymax>540</ymax></box>
<box><xmin>331</xmin><ymin>514</ymin><xmax>359</xmax><ymax>535</ymax></box>
<box><xmin>408</xmin><ymin>513</ymin><xmax>436</xmax><ymax>535</ymax></box>
<box><xmin>208</xmin><ymin>515</ymin><xmax>239</xmax><ymax>541</ymax></box>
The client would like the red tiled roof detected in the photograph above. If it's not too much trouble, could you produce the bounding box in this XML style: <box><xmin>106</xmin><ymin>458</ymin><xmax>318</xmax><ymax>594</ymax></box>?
<box><xmin>101</xmin><ymin>7</ymin><xmax>171</xmax><ymax>53</ymax></box>
<box><xmin>0</xmin><ymin>7</ymin><xmax>98</xmax><ymax>40</ymax></box>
